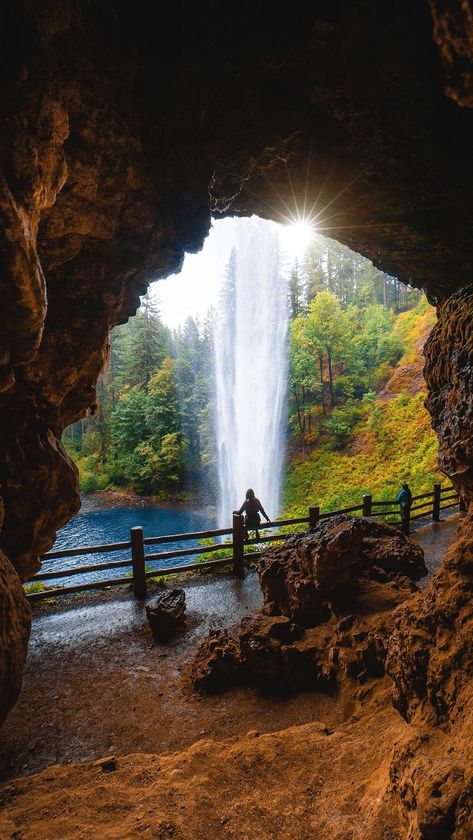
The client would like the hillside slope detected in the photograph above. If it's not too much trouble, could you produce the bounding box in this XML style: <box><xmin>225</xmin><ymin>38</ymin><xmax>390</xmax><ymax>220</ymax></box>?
<box><xmin>284</xmin><ymin>298</ymin><xmax>442</xmax><ymax>515</ymax></box>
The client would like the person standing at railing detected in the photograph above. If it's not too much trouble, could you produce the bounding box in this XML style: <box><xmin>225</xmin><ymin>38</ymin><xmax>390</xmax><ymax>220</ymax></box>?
<box><xmin>396</xmin><ymin>482</ymin><xmax>412</xmax><ymax>528</ymax></box>
<box><xmin>234</xmin><ymin>488</ymin><xmax>270</xmax><ymax>542</ymax></box>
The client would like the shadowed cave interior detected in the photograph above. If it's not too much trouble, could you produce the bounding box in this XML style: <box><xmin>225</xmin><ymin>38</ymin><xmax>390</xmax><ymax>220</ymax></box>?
<box><xmin>1</xmin><ymin>2</ymin><xmax>473</xmax><ymax>838</ymax></box>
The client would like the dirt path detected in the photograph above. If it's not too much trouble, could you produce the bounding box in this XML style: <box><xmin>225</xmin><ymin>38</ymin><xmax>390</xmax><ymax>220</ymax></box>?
<box><xmin>0</xmin><ymin>572</ymin><xmax>346</xmax><ymax>782</ymax></box>
<box><xmin>0</xmin><ymin>513</ymin><xmax>461</xmax><ymax>783</ymax></box>
<box><xmin>411</xmin><ymin>511</ymin><xmax>463</xmax><ymax>584</ymax></box>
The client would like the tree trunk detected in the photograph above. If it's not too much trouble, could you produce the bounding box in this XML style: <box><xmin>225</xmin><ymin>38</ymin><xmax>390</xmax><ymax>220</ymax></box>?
<box><xmin>327</xmin><ymin>346</ymin><xmax>335</xmax><ymax>408</ymax></box>
<box><xmin>319</xmin><ymin>355</ymin><xmax>327</xmax><ymax>416</ymax></box>
<box><xmin>294</xmin><ymin>387</ymin><xmax>304</xmax><ymax>434</ymax></box>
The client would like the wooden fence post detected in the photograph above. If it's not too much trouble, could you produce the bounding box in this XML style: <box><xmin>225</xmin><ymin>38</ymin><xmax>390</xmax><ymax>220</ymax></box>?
<box><xmin>401</xmin><ymin>505</ymin><xmax>411</xmax><ymax>536</ymax></box>
<box><xmin>309</xmin><ymin>506</ymin><xmax>320</xmax><ymax>528</ymax></box>
<box><xmin>362</xmin><ymin>494</ymin><xmax>372</xmax><ymax>517</ymax></box>
<box><xmin>232</xmin><ymin>513</ymin><xmax>245</xmax><ymax>579</ymax></box>
<box><xmin>131</xmin><ymin>526</ymin><xmax>147</xmax><ymax>599</ymax></box>
<box><xmin>432</xmin><ymin>483</ymin><xmax>441</xmax><ymax>522</ymax></box>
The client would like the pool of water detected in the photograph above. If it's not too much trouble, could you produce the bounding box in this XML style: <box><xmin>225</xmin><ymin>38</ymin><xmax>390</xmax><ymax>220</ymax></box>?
<box><xmin>40</xmin><ymin>507</ymin><xmax>217</xmax><ymax>586</ymax></box>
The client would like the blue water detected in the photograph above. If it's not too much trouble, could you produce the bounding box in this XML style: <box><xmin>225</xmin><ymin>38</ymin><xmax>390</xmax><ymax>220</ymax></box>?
<box><xmin>41</xmin><ymin>507</ymin><xmax>216</xmax><ymax>586</ymax></box>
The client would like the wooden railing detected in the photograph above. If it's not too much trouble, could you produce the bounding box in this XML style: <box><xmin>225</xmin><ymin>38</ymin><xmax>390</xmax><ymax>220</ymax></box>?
<box><xmin>24</xmin><ymin>482</ymin><xmax>463</xmax><ymax>601</ymax></box>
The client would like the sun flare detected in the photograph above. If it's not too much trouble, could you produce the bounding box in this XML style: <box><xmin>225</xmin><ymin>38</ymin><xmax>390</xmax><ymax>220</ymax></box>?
<box><xmin>281</xmin><ymin>218</ymin><xmax>316</xmax><ymax>258</ymax></box>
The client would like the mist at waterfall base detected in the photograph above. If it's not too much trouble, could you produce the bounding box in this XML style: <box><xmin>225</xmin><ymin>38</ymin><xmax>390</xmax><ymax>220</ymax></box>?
<box><xmin>157</xmin><ymin>216</ymin><xmax>290</xmax><ymax>527</ymax></box>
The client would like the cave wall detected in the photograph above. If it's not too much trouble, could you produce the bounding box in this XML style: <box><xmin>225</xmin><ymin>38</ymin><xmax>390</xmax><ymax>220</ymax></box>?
<box><xmin>424</xmin><ymin>287</ymin><xmax>473</xmax><ymax>504</ymax></box>
<box><xmin>0</xmin><ymin>0</ymin><xmax>472</xmax><ymax>724</ymax></box>
<box><xmin>429</xmin><ymin>0</ymin><xmax>473</xmax><ymax>107</ymax></box>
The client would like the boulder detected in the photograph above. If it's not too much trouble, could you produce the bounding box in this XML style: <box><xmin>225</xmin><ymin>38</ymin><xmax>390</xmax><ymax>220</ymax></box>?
<box><xmin>238</xmin><ymin>615</ymin><xmax>303</xmax><ymax>690</ymax></box>
<box><xmin>191</xmin><ymin>629</ymin><xmax>242</xmax><ymax>692</ymax></box>
<box><xmin>360</xmin><ymin>520</ymin><xmax>427</xmax><ymax>580</ymax></box>
<box><xmin>258</xmin><ymin>516</ymin><xmax>426</xmax><ymax>628</ymax></box>
<box><xmin>146</xmin><ymin>589</ymin><xmax>186</xmax><ymax>641</ymax></box>
<box><xmin>192</xmin><ymin>518</ymin><xmax>424</xmax><ymax>696</ymax></box>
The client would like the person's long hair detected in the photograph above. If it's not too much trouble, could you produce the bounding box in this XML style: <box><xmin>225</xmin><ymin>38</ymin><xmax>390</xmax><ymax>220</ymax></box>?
<box><xmin>246</xmin><ymin>488</ymin><xmax>255</xmax><ymax>500</ymax></box>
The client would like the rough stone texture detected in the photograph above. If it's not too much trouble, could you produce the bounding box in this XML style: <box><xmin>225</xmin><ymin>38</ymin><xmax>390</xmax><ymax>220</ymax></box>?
<box><xmin>385</xmin><ymin>509</ymin><xmax>473</xmax><ymax>839</ymax></box>
<box><xmin>424</xmin><ymin>286</ymin><xmax>473</xmax><ymax>505</ymax></box>
<box><xmin>191</xmin><ymin>609</ymin><xmax>387</xmax><ymax>695</ymax></box>
<box><xmin>145</xmin><ymin>588</ymin><xmax>186</xmax><ymax>641</ymax></box>
<box><xmin>191</xmin><ymin>629</ymin><xmax>242</xmax><ymax>694</ymax></box>
<box><xmin>192</xmin><ymin>520</ymin><xmax>422</xmax><ymax>694</ymax></box>
<box><xmin>258</xmin><ymin>516</ymin><xmax>426</xmax><ymax>626</ymax></box>
<box><xmin>189</xmin><ymin>515</ymin><xmax>473</xmax><ymax>836</ymax></box>
<box><xmin>429</xmin><ymin>0</ymin><xmax>473</xmax><ymax>107</ymax></box>
<box><xmin>0</xmin><ymin>549</ymin><xmax>31</xmax><ymax>728</ymax></box>
<box><xmin>387</xmin><ymin>510</ymin><xmax>473</xmax><ymax>726</ymax></box>
<box><xmin>0</xmin><ymin>707</ymin><xmax>417</xmax><ymax>840</ymax></box>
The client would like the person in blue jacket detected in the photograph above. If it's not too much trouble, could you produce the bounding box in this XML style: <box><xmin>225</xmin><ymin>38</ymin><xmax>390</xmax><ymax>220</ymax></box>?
<box><xmin>234</xmin><ymin>488</ymin><xmax>270</xmax><ymax>541</ymax></box>
<box><xmin>397</xmin><ymin>482</ymin><xmax>412</xmax><ymax>524</ymax></box>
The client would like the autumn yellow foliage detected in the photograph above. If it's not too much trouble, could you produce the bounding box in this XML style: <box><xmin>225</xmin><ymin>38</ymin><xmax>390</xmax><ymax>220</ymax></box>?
<box><xmin>284</xmin><ymin>298</ymin><xmax>443</xmax><ymax>516</ymax></box>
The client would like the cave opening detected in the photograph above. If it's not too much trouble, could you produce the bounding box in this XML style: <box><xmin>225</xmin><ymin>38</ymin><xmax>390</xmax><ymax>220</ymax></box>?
<box><xmin>1</xmin><ymin>2</ymin><xmax>473</xmax><ymax>833</ymax></box>
<box><xmin>60</xmin><ymin>213</ymin><xmax>437</xmax><ymax>559</ymax></box>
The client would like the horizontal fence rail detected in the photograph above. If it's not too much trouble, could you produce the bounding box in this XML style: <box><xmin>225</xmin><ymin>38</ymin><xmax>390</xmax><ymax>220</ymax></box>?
<box><xmin>24</xmin><ymin>481</ymin><xmax>463</xmax><ymax>601</ymax></box>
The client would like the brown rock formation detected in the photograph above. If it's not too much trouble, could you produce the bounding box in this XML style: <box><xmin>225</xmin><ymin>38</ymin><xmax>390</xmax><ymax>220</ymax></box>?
<box><xmin>3</xmin><ymin>523</ymin><xmax>473</xmax><ymax>838</ymax></box>
<box><xmin>145</xmin><ymin>588</ymin><xmax>186</xmax><ymax>640</ymax></box>
<box><xmin>259</xmin><ymin>516</ymin><xmax>426</xmax><ymax>626</ymax></box>
<box><xmin>387</xmin><ymin>512</ymin><xmax>473</xmax><ymax>725</ymax></box>
<box><xmin>424</xmin><ymin>286</ymin><xmax>473</xmax><ymax>504</ymax></box>
<box><xmin>429</xmin><ymin>0</ymin><xmax>473</xmax><ymax>107</ymax></box>
<box><xmin>192</xmin><ymin>517</ymin><xmax>424</xmax><ymax>693</ymax></box>
<box><xmin>0</xmin><ymin>710</ymin><xmax>415</xmax><ymax>840</ymax></box>
<box><xmin>0</xmin><ymin>549</ymin><xmax>31</xmax><ymax>728</ymax></box>
<box><xmin>385</xmin><ymin>509</ymin><xmax>473</xmax><ymax>838</ymax></box>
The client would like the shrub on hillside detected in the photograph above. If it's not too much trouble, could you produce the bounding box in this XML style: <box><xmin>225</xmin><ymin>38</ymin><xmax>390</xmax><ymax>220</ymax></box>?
<box><xmin>376</xmin><ymin>333</ymin><xmax>404</xmax><ymax>366</ymax></box>
<box><xmin>324</xmin><ymin>401</ymin><xmax>364</xmax><ymax>450</ymax></box>
<box><xmin>373</xmin><ymin>362</ymin><xmax>395</xmax><ymax>390</ymax></box>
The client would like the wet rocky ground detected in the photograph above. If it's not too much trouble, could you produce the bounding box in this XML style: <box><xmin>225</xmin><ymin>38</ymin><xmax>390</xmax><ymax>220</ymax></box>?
<box><xmin>0</xmin><ymin>513</ymin><xmax>462</xmax><ymax>782</ymax></box>
<box><xmin>410</xmin><ymin>512</ymin><xmax>463</xmax><ymax>586</ymax></box>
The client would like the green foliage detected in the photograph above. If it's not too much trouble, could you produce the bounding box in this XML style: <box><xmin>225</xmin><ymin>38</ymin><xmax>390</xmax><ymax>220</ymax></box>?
<box><xmin>197</xmin><ymin>538</ymin><xmax>233</xmax><ymax>573</ymax></box>
<box><xmin>112</xmin><ymin>387</ymin><xmax>149</xmax><ymax>456</ymax></box>
<box><xmin>323</xmin><ymin>401</ymin><xmax>363</xmax><ymax>450</ymax></box>
<box><xmin>285</xmin><ymin>293</ymin><xmax>439</xmax><ymax>515</ymax></box>
<box><xmin>23</xmin><ymin>580</ymin><xmax>48</xmax><ymax>594</ymax></box>
<box><xmin>146</xmin><ymin>359</ymin><xmax>181</xmax><ymax>440</ymax></box>
<box><xmin>108</xmin><ymin>358</ymin><xmax>187</xmax><ymax>494</ymax></box>
<box><xmin>197</xmin><ymin>538</ymin><xmax>261</xmax><ymax>573</ymax></box>
<box><xmin>125</xmin><ymin>565</ymin><xmax>168</xmax><ymax>586</ymax></box>
<box><xmin>63</xmin><ymin>231</ymin><xmax>434</xmax><ymax>518</ymax></box>
<box><xmin>125</xmin><ymin>293</ymin><xmax>172</xmax><ymax>387</ymax></box>
<box><xmin>63</xmin><ymin>294</ymin><xmax>217</xmax><ymax>501</ymax></box>
<box><xmin>74</xmin><ymin>452</ymin><xmax>111</xmax><ymax>492</ymax></box>
<box><xmin>284</xmin><ymin>389</ymin><xmax>442</xmax><ymax>516</ymax></box>
<box><xmin>288</xmin><ymin>283</ymin><xmax>427</xmax><ymax>444</ymax></box>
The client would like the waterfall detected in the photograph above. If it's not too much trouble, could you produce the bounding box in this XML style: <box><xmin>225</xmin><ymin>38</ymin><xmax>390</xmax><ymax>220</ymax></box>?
<box><xmin>213</xmin><ymin>216</ymin><xmax>289</xmax><ymax>526</ymax></box>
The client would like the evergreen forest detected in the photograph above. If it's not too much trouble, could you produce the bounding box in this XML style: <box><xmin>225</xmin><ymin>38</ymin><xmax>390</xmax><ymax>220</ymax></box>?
<box><xmin>64</xmin><ymin>235</ymin><xmax>442</xmax><ymax>514</ymax></box>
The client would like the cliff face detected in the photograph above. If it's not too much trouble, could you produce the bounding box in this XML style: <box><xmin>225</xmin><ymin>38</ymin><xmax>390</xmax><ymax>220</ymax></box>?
<box><xmin>424</xmin><ymin>287</ymin><xmax>473</xmax><ymax>504</ymax></box>
<box><xmin>1</xmin><ymin>0</ymin><xmax>473</xmax><ymax>808</ymax></box>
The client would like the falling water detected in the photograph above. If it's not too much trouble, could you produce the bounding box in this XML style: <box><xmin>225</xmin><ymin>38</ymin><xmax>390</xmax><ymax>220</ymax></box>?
<box><xmin>214</xmin><ymin>216</ymin><xmax>289</xmax><ymax>526</ymax></box>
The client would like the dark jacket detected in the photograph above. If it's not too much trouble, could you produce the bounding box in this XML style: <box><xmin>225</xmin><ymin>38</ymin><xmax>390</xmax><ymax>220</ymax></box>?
<box><xmin>237</xmin><ymin>497</ymin><xmax>269</xmax><ymax>526</ymax></box>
